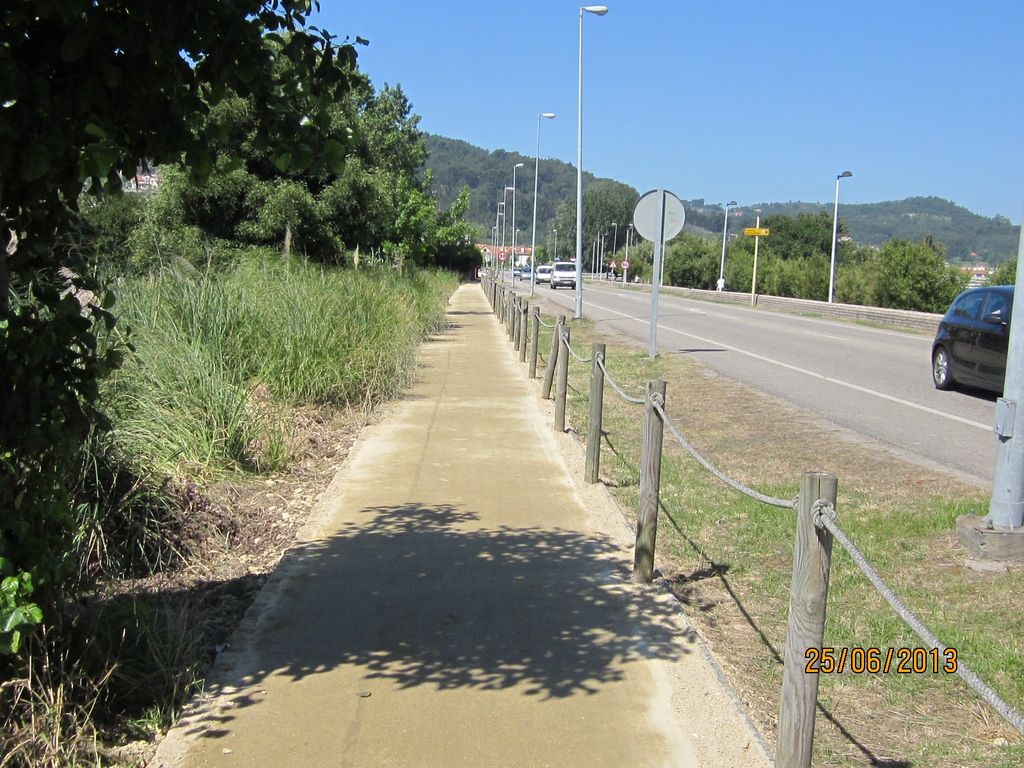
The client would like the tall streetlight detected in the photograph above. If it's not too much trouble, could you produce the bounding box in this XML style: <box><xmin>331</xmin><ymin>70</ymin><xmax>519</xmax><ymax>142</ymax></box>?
<box><xmin>530</xmin><ymin>112</ymin><xmax>557</xmax><ymax>295</ymax></box>
<box><xmin>552</xmin><ymin>228</ymin><xmax>558</xmax><ymax>261</ymax></box>
<box><xmin>611</xmin><ymin>222</ymin><xmax>618</xmax><ymax>256</ymax></box>
<box><xmin>575</xmin><ymin>4</ymin><xmax>609</xmax><ymax>319</ymax></box>
<box><xmin>510</xmin><ymin>163</ymin><xmax>525</xmax><ymax>277</ymax></box>
<box><xmin>828</xmin><ymin>170</ymin><xmax>853</xmax><ymax>303</ymax></box>
<box><xmin>502</xmin><ymin>186</ymin><xmax>514</xmax><ymax>280</ymax></box>
<box><xmin>717</xmin><ymin>200</ymin><xmax>738</xmax><ymax>290</ymax></box>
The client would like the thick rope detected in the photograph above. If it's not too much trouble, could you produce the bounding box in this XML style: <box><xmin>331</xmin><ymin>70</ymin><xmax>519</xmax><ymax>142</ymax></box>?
<box><xmin>560</xmin><ymin>331</ymin><xmax>592</xmax><ymax>364</ymax></box>
<box><xmin>814</xmin><ymin>506</ymin><xmax>1024</xmax><ymax>735</ymax></box>
<box><xmin>653</xmin><ymin>401</ymin><xmax>793</xmax><ymax>508</ymax></box>
<box><xmin>538</xmin><ymin>316</ymin><xmax>556</xmax><ymax>328</ymax></box>
<box><xmin>596</xmin><ymin>355</ymin><xmax>646</xmax><ymax>405</ymax></box>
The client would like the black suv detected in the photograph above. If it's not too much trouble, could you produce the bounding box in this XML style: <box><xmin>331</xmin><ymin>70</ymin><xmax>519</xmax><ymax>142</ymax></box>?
<box><xmin>932</xmin><ymin>285</ymin><xmax>1013</xmax><ymax>393</ymax></box>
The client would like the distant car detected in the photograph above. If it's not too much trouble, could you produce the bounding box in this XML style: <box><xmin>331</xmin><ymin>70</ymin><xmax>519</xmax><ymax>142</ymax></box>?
<box><xmin>535</xmin><ymin>264</ymin><xmax>553</xmax><ymax>284</ymax></box>
<box><xmin>932</xmin><ymin>285</ymin><xmax>1012</xmax><ymax>393</ymax></box>
<box><xmin>518</xmin><ymin>265</ymin><xmax>532</xmax><ymax>281</ymax></box>
<box><xmin>550</xmin><ymin>261</ymin><xmax>577</xmax><ymax>290</ymax></box>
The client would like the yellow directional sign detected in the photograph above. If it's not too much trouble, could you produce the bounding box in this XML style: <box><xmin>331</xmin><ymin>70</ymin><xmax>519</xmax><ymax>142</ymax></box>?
<box><xmin>744</xmin><ymin>227</ymin><xmax>770</xmax><ymax>237</ymax></box>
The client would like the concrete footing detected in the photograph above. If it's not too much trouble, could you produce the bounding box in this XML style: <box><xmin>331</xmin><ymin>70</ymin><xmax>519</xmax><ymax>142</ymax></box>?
<box><xmin>956</xmin><ymin>515</ymin><xmax>1024</xmax><ymax>562</ymax></box>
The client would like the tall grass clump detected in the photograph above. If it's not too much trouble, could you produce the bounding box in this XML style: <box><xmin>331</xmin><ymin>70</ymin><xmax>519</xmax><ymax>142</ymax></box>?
<box><xmin>101</xmin><ymin>255</ymin><xmax>457</xmax><ymax>479</ymax></box>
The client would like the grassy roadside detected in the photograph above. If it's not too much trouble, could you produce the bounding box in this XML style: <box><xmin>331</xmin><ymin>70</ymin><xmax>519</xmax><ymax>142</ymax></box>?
<box><xmin>526</xmin><ymin>300</ymin><xmax>1024</xmax><ymax>767</ymax></box>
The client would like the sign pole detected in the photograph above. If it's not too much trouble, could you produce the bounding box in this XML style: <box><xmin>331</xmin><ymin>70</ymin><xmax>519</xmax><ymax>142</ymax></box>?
<box><xmin>649</xmin><ymin>191</ymin><xmax>666</xmax><ymax>359</ymax></box>
<box><xmin>751</xmin><ymin>213</ymin><xmax>761</xmax><ymax>306</ymax></box>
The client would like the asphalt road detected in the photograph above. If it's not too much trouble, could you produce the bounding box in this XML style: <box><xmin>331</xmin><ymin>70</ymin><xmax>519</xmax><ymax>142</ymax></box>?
<box><xmin>527</xmin><ymin>278</ymin><xmax>999</xmax><ymax>487</ymax></box>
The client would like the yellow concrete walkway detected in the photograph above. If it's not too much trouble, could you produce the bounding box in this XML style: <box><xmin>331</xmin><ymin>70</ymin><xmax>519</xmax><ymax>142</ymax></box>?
<box><xmin>153</xmin><ymin>284</ymin><xmax>768</xmax><ymax>768</ymax></box>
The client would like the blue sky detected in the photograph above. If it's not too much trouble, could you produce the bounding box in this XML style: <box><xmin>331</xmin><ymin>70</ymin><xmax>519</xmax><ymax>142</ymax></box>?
<box><xmin>314</xmin><ymin>1</ymin><xmax>1024</xmax><ymax>222</ymax></box>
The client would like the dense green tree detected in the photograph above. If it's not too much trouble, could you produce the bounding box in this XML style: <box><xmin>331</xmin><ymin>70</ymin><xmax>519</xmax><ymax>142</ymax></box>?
<box><xmin>990</xmin><ymin>258</ymin><xmax>1018</xmax><ymax>286</ymax></box>
<box><xmin>552</xmin><ymin>180</ymin><xmax>639</xmax><ymax>260</ymax></box>
<box><xmin>871</xmin><ymin>238</ymin><xmax>968</xmax><ymax>312</ymax></box>
<box><xmin>0</xmin><ymin>0</ymin><xmax>357</xmax><ymax>655</ymax></box>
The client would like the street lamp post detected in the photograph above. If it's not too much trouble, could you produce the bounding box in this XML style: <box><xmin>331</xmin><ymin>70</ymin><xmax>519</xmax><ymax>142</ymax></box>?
<box><xmin>552</xmin><ymin>228</ymin><xmax>558</xmax><ymax>261</ymax></box>
<box><xmin>611</xmin><ymin>222</ymin><xmax>618</xmax><ymax>257</ymax></box>
<box><xmin>502</xmin><ymin>185</ymin><xmax>514</xmax><ymax>281</ymax></box>
<box><xmin>575</xmin><ymin>4</ymin><xmax>609</xmax><ymax>319</ymax></box>
<box><xmin>530</xmin><ymin>112</ymin><xmax>556</xmax><ymax>295</ymax></box>
<box><xmin>511</xmin><ymin>163</ymin><xmax>525</xmax><ymax>279</ymax></box>
<box><xmin>718</xmin><ymin>200</ymin><xmax>737</xmax><ymax>290</ymax></box>
<box><xmin>497</xmin><ymin>199</ymin><xmax>506</xmax><ymax>280</ymax></box>
<box><xmin>828</xmin><ymin>170</ymin><xmax>853</xmax><ymax>303</ymax></box>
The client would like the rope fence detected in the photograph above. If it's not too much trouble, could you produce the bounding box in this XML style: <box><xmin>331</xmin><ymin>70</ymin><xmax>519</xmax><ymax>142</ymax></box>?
<box><xmin>596</xmin><ymin>355</ymin><xmax>646</xmax><ymax>405</ymax></box>
<box><xmin>654</xmin><ymin>401</ymin><xmax>794</xmax><ymax>509</ymax></box>
<box><xmin>560</xmin><ymin>330</ymin><xmax>592</xmax><ymax>363</ymax></box>
<box><xmin>814</xmin><ymin>504</ymin><xmax>1024</xmax><ymax>735</ymax></box>
<box><xmin>478</xmin><ymin>272</ymin><xmax>1024</xmax><ymax>763</ymax></box>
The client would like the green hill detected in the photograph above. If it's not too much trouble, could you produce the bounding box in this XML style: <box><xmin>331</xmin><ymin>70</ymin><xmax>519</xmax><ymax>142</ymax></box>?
<box><xmin>424</xmin><ymin>134</ymin><xmax>610</xmax><ymax>246</ymax></box>
<box><xmin>424</xmin><ymin>134</ymin><xmax>1019</xmax><ymax>264</ymax></box>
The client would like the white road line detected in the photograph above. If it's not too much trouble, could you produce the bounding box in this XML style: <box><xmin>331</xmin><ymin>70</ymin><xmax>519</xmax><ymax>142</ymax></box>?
<box><xmin>803</xmin><ymin>331</ymin><xmax>848</xmax><ymax>341</ymax></box>
<box><xmin>584</xmin><ymin>298</ymin><xmax>992</xmax><ymax>432</ymax></box>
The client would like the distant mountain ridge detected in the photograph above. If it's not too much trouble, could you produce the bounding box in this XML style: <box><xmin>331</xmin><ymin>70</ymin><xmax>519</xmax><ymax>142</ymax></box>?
<box><xmin>423</xmin><ymin>133</ymin><xmax>1019</xmax><ymax>264</ymax></box>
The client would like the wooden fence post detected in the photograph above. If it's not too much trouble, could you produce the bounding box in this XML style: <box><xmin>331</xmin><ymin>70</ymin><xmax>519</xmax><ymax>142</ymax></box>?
<box><xmin>632</xmin><ymin>380</ymin><xmax>667</xmax><ymax>584</ymax></box>
<box><xmin>507</xmin><ymin>294</ymin><xmax>515</xmax><ymax>339</ymax></box>
<box><xmin>519</xmin><ymin>301</ymin><xmax>529</xmax><ymax>363</ymax></box>
<box><xmin>554</xmin><ymin>325</ymin><xmax>570</xmax><ymax>432</ymax></box>
<box><xmin>584</xmin><ymin>342</ymin><xmax>606</xmax><ymax>483</ymax></box>
<box><xmin>775</xmin><ymin>472</ymin><xmax>837</xmax><ymax>768</ymax></box>
<box><xmin>529</xmin><ymin>307</ymin><xmax>541</xmax><ymax>378</ymax></box>
<box><xmin>513</xmin><ymin>298</ymin><xmax>521</xmax><ymax>349</ymax></box>
<box><xmin>542</xmin><ymin>316</ymin><xmax>563</xmax><ymax>400</ymax></box>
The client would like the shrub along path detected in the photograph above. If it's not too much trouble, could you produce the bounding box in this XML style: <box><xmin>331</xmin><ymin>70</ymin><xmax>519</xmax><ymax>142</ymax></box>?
<box><xmin>153</xmin><ymin>284</ymin><xmax>767</xmax><ymax>768</ymax></box>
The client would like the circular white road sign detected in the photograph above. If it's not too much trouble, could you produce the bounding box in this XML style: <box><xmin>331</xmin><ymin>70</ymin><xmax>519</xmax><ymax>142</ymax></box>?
<box><xmin>632</xmin><ymin>189</ymin><xmax>685</xmax><ymax>242</ymax></box>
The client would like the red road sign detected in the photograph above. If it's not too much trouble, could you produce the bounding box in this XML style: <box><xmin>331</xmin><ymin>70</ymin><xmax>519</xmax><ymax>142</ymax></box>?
<box><xmin>621</xmin><ymin>260</ymin><xmax>630</xmax><ymax>269</ymax></box>
<box><xmin>498</xmin><ymin>253</ymin><xmax>507</xmax><ymax>261</ymax></box>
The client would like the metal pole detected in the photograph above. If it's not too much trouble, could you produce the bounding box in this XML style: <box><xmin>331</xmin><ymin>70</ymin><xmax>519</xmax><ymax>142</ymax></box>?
<box><xmin>501</xmin><ymin>190</ymin><xmax>509</xmax><ymax>282</ymax></box>
<box><xmin>553</xmin><ymin>228</ymin><xmax>558</xmax><ymax>261</ymax></box>
<box><xmin>828</xmin><ymin>171</ymin><xmax>852</xmax><ymax>303</ymax></box>
<box><xmin>574</xmin><ymin>6</ymin><xmax>609</xmax><ymax>317</ymax></box>
<box><xmin>649</xmin><ymin>191</ymin><xmax>666</xmax><ymax>359</ymax></box>
<box><xmin>827</xmin><ymin>177</ymin><xmax>835</xmax><ymax>303</ymax></box>
<box><xmin>751</xmin><ymin>211</ymin><xmax>761</xmax><ymax>307</ymax></box>
<box><xmin>623</xmin><ymin>224</ymin><xmax>631</xmax><ymax>285</ymax></box>
<box><xmin>574</xmin><ymin>7</ymin><xmax>585</xmax><ymax>319</ymax></box>
<box><xmin>718</xmin><ymin>202</ymin><xmax>731</xmax><ymax>287</ymax></box>
<box><xmin>988</xmin><ymin>213</ymin><xmax>1024</xmax><ymax>529</ymax></box>
<box><xmin>512</xmin><ymin>164</ymin><xmax>523</xmax><ymax>278</ymax></box>
<box><xmin>531</xmin><ymin>113</ymin><xmax>555</xmax><ymax>297</ymax></box>
<box><xmin>611</xmin><ymin>222</ymin><xmax>618</xmax><ymax>256</ymax></box>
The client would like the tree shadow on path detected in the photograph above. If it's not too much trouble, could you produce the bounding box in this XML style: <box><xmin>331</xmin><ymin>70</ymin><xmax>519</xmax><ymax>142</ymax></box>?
<box><xmin>181</xmin><ymin>502</ymin><xmax>694</xmax><ymax>738</ymax></box>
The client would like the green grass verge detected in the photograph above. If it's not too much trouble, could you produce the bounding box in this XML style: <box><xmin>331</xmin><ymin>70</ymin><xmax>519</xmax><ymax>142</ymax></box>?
<box><xmin>525</xmin><ymin>304</ymin><xmax>1023</xmax><ymax>768</ymax></box>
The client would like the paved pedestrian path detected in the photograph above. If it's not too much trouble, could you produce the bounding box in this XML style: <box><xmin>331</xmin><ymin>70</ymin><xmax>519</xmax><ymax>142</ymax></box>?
<box><xmin>154</xmin><ymin>284</ymin><xmax>768</xmax><ymax>768</ymax></box>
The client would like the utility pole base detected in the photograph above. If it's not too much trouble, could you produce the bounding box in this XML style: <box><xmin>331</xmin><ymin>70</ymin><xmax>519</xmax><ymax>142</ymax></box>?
<box><xmin>956</xmin><ymin>515</ymin><xmax>1024</xmax><ymax>562</ymax></box>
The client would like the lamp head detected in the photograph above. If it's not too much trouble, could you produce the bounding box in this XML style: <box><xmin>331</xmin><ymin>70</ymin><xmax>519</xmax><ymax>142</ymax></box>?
<box><xmin>582</xmin><ymin>5</ymin><xmax>609</xmax><ymax>15</ymax></box>
<box><xmin>514</xmin><ymin>162</ymin><xmax>525</xmax><ymax>169</ymax></box>
<box><xmin>540</xmin><ymin>112</ymin><xmax>556</xmax><ymax>119</ymax></box>
<box><xmin>727</xmin><ymin>200</ymin><xmax>737</xmax><ymax>207</ymax></box>
<box><xmin>838</xmin><ymin>170</ymin><xmax>853</xmax><ymax>179</ymax></box>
